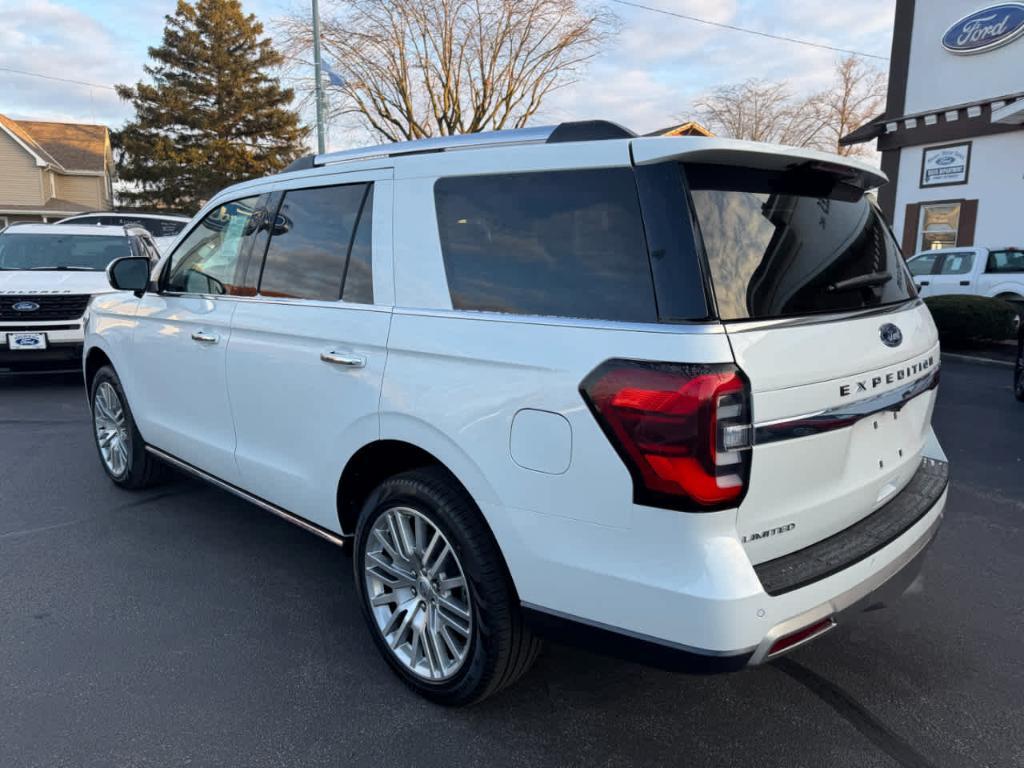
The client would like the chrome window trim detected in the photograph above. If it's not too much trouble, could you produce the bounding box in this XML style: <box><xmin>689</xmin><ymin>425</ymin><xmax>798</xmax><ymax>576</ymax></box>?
<box><xmin>156</xmin><ymin>290</ymin><xmax>392</xmax><ymax>313</ymax></box>
<box><xmin>393</xmin><ymin>306</ymin><xmax>726</xmax><ymax>334</ymax></box>
<box><xmin>753</xmin><ymin>366</ymin><xmax>940</xmax><ymax>445</ymax></box>
<box><xmin>723</xmin><ymin>298</ymin><xmax>924</xmax><ymax>333</ymax></box>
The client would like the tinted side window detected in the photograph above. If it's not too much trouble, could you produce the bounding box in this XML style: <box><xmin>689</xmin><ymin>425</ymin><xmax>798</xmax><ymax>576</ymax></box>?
<box><xmin>343</xmin><ymin>186</ymin><xmax>374</xmax><ymax>304</ymax></box>
<box><xmin>434</xmin><ymin>169</ymin><xmax>656</xmax><ymax>322</ymax></box>
<box><xmin>908</xmin><ymin>252</ymin><xmax>940</xmax><ymax>276</ymax></box>
<box><xmin>987</xmin><ymin>250</ymin><xmax>1024</xmax><ymax>273</ymax></box>
<box><xmin>258</xmin><ymin>184</ymin><xmax>371</xmax><ymax>301</ymax></box>
<box><xmin>165</xmin><ymin>197</ymin><xmax>259</xmax><ymax>295</ymax></box>
<box><xmin>937</xmin><ymin>251</ymin><xmax>973</xmax><ymax>275</ymax></box>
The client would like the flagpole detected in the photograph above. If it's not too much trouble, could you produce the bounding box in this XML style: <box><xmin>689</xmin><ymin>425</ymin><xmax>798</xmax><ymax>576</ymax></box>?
<box><xmin>312</xmin><ymin>0</ymin><xmax>326</xmax><ymax>155</ymax></box>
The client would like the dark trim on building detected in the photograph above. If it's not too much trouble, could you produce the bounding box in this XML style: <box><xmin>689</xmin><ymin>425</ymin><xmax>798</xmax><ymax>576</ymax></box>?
<box><xmin>902</xmin><ymin>197</ymin><xmax>979</xmax><ymax>253</ymax></box>
<box><xmin>902</xmin><ymin>202</ymin><xmax>921</xmax><ymax>254</ymax></box>
<box><xmin>885</xmin><ymin>0</ymin><xmax>915</xmax><ymax>119</ymax></box>
<box><xmin>878</xmin><ymin>148</ymin><xmax>901</xmax><ymax>223</ymax></box>
<box><xmin>957</xmin><ymin>200</ymin><xmax>978</xmax><ymax>246</ymax></box>
<box><xmin>879</xmin><ymin>103</ymin><xmax>1023</xmax><ymax>150</ymax></box>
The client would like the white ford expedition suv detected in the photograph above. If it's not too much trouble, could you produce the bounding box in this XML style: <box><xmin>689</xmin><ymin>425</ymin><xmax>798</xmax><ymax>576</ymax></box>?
<box><xmin>84</xmin><ymin>121</ymin><xmax>948</xmax><ymax>704</ymax></box>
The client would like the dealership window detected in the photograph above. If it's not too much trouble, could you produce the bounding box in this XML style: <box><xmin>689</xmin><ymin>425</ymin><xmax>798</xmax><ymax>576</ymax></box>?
<box><xmin>919</xmin><ymin>202</ymin><xmax>960</xmax><ymax>251</ymax></box>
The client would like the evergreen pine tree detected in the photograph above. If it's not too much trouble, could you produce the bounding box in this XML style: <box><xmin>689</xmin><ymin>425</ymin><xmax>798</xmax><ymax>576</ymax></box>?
<box><xmin>115</xmin><ymin>0</ymin><xmax>306</xmax><ymax>210</ymax></box>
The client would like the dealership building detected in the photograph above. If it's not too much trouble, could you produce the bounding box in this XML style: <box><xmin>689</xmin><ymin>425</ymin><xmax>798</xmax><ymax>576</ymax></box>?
<box><xmin>842</xmin><ymin>0</ymin><xmax>1024</xmax><ymax>256</ymax></box>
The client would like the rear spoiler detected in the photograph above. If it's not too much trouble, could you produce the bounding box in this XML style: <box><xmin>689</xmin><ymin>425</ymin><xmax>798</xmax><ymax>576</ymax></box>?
<box><xmin>630</xmin><ymin>137</ymin><xmax>887</xmax><ymax>192</ymax></box>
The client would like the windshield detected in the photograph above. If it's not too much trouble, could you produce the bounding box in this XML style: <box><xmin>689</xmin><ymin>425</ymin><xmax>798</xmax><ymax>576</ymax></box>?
<box><xmin>0</xmin><ymin>233</ymin><xmax>132</xmax><ymax>271</ymax></box>
<box><xmin>685</xmin><ymin>164</ymin><xmax>916</xmax><ymax>321</ymax></box>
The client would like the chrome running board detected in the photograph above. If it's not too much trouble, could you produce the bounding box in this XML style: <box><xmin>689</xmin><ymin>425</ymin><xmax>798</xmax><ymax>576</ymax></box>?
<box><xmin>145</xmin><ymin>446</ymin><xmax>347</xmax><ymax>548</ymax></box>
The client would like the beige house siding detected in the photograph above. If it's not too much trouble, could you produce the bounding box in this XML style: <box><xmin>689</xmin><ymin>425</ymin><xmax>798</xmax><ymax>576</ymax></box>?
<box><xmin>0</xmin><ymin>129</ymin><xmax>44</xmax><ymax>205</ymax></box>
<box><xmin>56</xmin><ymin>174</ymin><xmax>105</xmax><ymax>209</ymax></box>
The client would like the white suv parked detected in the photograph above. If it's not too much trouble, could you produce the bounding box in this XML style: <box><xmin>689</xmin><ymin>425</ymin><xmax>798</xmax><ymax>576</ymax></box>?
<box><xmin>0</xmin><ymin>223</ymin><xmax>160</xmax><ymax>373</ymax></box>
<box><xmin>85</xmin><ymin>121</ymin><xmax>948</xmax><ymax>704</ymax></box>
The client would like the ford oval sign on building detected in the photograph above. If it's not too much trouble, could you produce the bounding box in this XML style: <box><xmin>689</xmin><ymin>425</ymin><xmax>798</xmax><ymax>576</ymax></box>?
<box><xmin>942</xmin><ymin>3</ymin><xmax>1024</xmax><ymax>54</ymax></box>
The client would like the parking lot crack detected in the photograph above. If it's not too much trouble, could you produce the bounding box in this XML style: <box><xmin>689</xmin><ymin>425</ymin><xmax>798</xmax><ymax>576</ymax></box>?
<box><xmin>773</xmin><ymin>658</ymin><xmax>943</xmax><ymax>768</ymax></box>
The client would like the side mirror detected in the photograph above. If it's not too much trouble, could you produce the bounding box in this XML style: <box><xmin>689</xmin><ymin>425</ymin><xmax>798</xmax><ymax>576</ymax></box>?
<box><xmin>107</xmin><ymin>256</ymin><xmax>151</xmax><ymax>297</ymax></box>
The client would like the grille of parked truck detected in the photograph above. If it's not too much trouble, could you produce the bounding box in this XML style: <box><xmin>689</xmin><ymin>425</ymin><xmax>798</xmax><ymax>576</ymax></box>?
<box><xmin>83</xmin><ymin>121</ymin><xmax>948</xmax><ymax>704</ymax></box>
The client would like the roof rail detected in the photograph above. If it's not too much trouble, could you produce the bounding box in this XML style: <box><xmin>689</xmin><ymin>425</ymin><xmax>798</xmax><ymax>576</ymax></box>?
<box><xmin>311</xmin><ymin>120</ymin><xmax>635</xmax><ymax>167</ymax></box>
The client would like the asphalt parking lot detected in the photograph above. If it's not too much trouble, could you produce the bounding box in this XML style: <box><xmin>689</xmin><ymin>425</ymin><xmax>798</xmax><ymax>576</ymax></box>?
<box><xmin>1</xmin><ymin>358</ymin><xmax>1021</xmax><ymax>768</ymax></box>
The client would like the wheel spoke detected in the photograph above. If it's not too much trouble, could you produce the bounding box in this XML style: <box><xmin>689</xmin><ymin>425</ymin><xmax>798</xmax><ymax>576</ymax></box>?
<box><xmin>372</xmin><ymin>527</ymin><xmax>404</xmax><ymax>565</ymax></box>
<box><xmin>389</xmin><ymin>602</ymin><xmax>420</xmax><ymax>649</ymax></box>
<box><xmin>365</xmin><ymin>552</ymin><xmax>416</xmax><ymax>588</ymax></box>
<box><xmin>427</xmin><ymin>543</ymin><xmax>451</xmax><ymax>578</ymax></box>
<box><xmin>437</xmin><ymin>575</ymin><xmax>465</xmax><ymax>593</ymax></box>
<box><xmin>436</xmin><ymin>594</ymin><xmax>471</xmax><ymax>624</ymax></box>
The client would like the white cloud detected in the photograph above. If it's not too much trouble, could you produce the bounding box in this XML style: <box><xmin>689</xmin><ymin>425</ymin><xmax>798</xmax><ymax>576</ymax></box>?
<box><xmin>0</xmin><ymin>0</ymin><xmax>140</xmax><ymax>125</ymax></box>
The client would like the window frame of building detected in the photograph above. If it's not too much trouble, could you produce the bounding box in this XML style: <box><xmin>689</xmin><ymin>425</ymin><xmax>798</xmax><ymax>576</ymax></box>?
<box><xmin>919</xmin><ymin>201</ymin><xmax>961</xmax><ymax>251</ymax></box>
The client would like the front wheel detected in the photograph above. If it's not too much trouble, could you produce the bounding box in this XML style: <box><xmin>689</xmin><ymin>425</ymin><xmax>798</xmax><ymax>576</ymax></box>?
<box><xmin>90</xmin><ymin>366</ymin><xmax>164</xmax><ymax>488</ymax></box>
<box><xmin>353</xmin><ymin>467</ymin><xmax>540</xmax><ymax>705</ymax></box>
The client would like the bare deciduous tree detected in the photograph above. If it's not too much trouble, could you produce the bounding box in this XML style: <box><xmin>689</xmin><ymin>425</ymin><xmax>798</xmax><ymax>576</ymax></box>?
<box><xmin>690</xmin><ymin>56</ymin><xmax>886</xmax><ymax>156</ymax></box>
<box><xmin>693</xmin><ymin>79</ymin><xmax>828</xmax><ymax>148</ymax></box>
<box><xmin>279</xmin><ymin>0</ymin><xmax>614</xmax><ymax>142</ymax></box>
<box><xmin>817</xmin><ymin>55</ymin><xmax>887</xmax><ymax>157</ymax></box>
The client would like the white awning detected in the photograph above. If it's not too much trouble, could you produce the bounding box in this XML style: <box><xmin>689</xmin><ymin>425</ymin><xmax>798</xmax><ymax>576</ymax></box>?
<box><xmin>992</xmin><ymin>99</ymin><xmax>1024</xmax><ymax>125</ymax></box>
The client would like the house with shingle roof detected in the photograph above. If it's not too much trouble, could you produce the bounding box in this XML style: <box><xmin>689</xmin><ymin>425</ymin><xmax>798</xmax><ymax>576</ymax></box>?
<box><xmin>0</xmin><ymin>114</ymin><xmax>114</xmax><ymax>226</ymax></box>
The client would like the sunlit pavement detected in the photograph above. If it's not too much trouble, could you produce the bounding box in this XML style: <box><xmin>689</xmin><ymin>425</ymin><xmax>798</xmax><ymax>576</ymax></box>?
<box><xmin>1</xmin><ymin>359</ymin><xmax>1021</xmax><ymax>768</ymax></box>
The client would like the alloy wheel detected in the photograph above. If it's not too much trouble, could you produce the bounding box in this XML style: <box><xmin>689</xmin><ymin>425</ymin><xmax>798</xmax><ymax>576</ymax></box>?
<box><xmin>94</xmin><ymin>381</ymin><xmax>130</xmax><ymax>477</ymax></box>
<box><xmin>363</xmin><ymin>506</ymin><xmax>473</xmax><ymax>681</ymax></box>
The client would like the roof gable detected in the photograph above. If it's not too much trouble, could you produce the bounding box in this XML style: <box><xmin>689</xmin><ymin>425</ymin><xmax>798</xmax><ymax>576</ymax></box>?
<box><xmin>0</xmin><ymin>114</ymin><xmax>60</xmax><ymax>167</ymax></box>
<box><xmin>16</xmin><ymin>119</ymin><xmax>108</xmax><ymax>173</ymax></box>
<box><xmin>0</xmin><ymin>115</ymin><xmax>109</xmax><ymax>173</ymax></box>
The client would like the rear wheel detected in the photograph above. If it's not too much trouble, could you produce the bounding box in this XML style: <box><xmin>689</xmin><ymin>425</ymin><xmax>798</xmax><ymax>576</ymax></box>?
<box><xmin>353</xmin><ymin>467</ymin><xmax>540</xmax><ymax>705</ymax></box>
<box><xmin>90</xmin><ymin>366</ymin><xmax>164</xmax><ymax>488</ymax></box>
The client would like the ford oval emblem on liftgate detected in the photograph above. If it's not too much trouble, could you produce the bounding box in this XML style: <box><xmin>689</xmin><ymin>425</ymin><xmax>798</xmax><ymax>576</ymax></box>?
<box><xmin>880</xmin><ymin>323</ymin><xmax>903</xmax><ymax>348</ymax></box>
<box><xmin>942</xmin><ymin>3</ymin><xmax>1024</xmax><ymax>54</ymax></box>
<box><xmin>12</xmin><ymin>301</ymin><xmax>40</xmax><ymax>312</ymax></box>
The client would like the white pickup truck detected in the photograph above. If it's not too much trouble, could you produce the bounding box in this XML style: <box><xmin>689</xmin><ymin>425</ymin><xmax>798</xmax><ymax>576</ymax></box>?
<box><xmin>907</xmin><ymin>247</ymin><xmax>1024</xmax><ymax>300</ymax></box>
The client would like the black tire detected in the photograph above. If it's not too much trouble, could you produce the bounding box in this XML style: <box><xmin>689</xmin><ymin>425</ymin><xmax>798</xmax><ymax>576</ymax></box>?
<box><xmin>1015</xmin><ymin>334</ymin><xmax>1024</xmax><ymax>402</ymax></box>
<box><xmin>89</xmin><ymin>365</ymin><xmax>164</xmax><ymax>489</ymax></box>
<box><xmin>353</xmin><ymin>467</ymin><xmax>541</xmax><ymax>705</ymax></box>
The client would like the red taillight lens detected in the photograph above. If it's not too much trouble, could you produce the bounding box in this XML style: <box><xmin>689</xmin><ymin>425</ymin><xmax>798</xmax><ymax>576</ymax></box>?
<box><xmin>580</xmin><ymin>360</ymin><xmax>752</xmax><ymax>511</ymax></box>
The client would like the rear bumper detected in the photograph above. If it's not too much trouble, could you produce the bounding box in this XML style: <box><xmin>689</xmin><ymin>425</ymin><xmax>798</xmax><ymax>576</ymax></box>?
<box><xmin>512</xmin><ymin>454</ymin><xmax>947</xmax><ymax>671</ymax></box>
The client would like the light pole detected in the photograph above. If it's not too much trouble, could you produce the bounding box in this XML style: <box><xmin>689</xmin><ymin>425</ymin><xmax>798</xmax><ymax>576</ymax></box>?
<box><xmin>312</xmin><ymin>0</ymin><xmax>326</xmax><ymax>155</ymax></box>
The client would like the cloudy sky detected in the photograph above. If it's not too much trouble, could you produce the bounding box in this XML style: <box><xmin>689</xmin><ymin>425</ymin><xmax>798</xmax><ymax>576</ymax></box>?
<box><xmin>0</xmin><ymin>0</ymin><xmax>895</xmax><ymax>150</ymax></box>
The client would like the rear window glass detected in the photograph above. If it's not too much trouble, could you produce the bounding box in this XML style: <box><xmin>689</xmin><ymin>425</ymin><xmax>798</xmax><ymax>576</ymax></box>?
<box><xmin>434</xmin><ymin>169</ymin><xmax>657</xmax><ymax>323</ymax></box>
<box><xmin>686</xmin><ymin>165</ymin><xmax>915</xmax><ymax>321</ymax></box>
<box><xmin>986</xmin><ymin>249</ymin><xmax>1024</xmax><ymax>273</ymax></box>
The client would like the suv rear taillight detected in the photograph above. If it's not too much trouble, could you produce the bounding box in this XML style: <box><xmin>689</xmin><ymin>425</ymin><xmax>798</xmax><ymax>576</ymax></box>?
<box><xmin>580</xmin><ymin>360</ymin><xmax>752</xmax><ymax>511</ymax></box>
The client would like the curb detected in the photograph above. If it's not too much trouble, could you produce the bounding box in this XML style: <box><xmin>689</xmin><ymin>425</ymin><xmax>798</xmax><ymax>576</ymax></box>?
<box><xmin>942</xmin><ymin>352</ymin><xmax>1015</xmax><ymax>368</ymax></box>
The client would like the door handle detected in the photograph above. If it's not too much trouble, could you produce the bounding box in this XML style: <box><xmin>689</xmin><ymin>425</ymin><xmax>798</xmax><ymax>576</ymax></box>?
<box><xmin>919</xmin><ymin>280</ymin><xmax>930</xmax><ymax>286</ymax></box>
<box><xmin>191</xmin><ymin>330</ymin><xmax>219</xmax><ymax>344</ymax></box>
<box><xmin>320</xmin><ymin>350</ymin><xmax>365</xmax><ymax>368</ymax></box>
<box><xmin>960</xmin><ymin>280</ymin><xmax>970</xmax><ymax>286</ymax></box>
